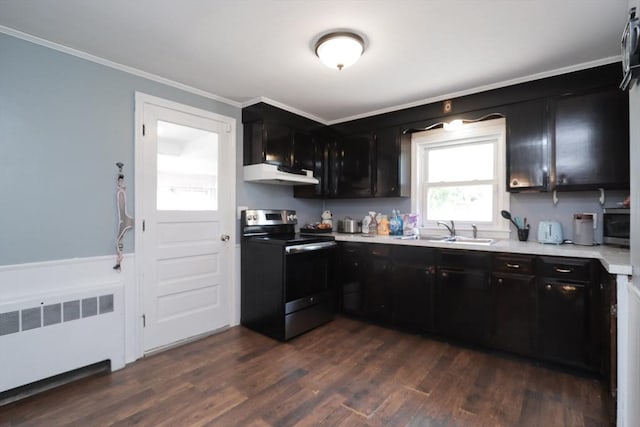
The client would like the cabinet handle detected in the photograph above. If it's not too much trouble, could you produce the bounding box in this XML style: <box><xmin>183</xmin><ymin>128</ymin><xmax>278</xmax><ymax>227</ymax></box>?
<box><xmin>441</xmin><ymin>272</ymin><xmax>448</xmax><ymax>278</ymax></box>
<box><xmin>354</xmin><ymin>262</ymin><xmax>359</xmax><ymax>267</ymax></box>
<box><xmin>506</xmin><ymin>263</ymin><xmax>520</xmax><ymax>269</ymax></box>
<box><xmin>554</xmin><ymin>267</ymin><xmax>572</xmax><ymax>274</ymax></box>
<box><xmin>546</xmin><ymin>284</ymin><xmax>552</xmax><ymax>290</ymax></box>
<box><xmin>512</xmin><ymin>179</ymin><xmax>519</xmax><ymax>186</ymax></box>
<box><xmin>498</xmin><ymin>278</ymin><xmax>503</xmax><ymax>284</ymax></box>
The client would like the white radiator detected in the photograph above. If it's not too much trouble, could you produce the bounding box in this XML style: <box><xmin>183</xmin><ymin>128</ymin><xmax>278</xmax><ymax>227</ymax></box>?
<box><xmin>0</xmin><ymin>274</ymin><xmax>125</xmax><ymax>393</ymax></box>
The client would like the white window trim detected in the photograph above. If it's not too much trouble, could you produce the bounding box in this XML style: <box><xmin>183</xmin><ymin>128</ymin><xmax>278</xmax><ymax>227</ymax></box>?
<box><xmin>411</xmin><ymin>118</ymin><xmax>511</xmax><ymax>239</ymax></box>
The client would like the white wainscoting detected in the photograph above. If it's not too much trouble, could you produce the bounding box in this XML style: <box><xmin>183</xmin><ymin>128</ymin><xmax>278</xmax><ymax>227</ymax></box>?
<box><xmin>0</xmin><ymin>255</ymin><xmax>133</xmax><ymax>392</ymax></box>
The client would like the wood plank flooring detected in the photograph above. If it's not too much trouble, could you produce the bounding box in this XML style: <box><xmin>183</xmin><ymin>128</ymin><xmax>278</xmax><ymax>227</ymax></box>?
<box><xmin>0</xmin><ymin>316</ymin><xmax>612</xmax><ymax>426</ymax></box>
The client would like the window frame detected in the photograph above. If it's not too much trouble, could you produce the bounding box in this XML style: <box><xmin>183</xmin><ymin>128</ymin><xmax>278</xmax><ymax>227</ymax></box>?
<box><xmin>411</xmin><ymin>118</ymin><xmax>510</xmax><ymax>239</ymax></box>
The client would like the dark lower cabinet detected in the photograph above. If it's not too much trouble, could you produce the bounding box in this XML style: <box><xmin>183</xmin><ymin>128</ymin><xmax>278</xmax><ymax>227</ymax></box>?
<box><xmin>538</xmin><ymin>280</ymin><xmax>589</xmax><ymax>368</ymax></box>
<box><xmin>362</xmin><ymin>245</ymin><xmax>393</xmax><ymax>322</ymax></box>
<box><xmin>435</xmin><ymin>250</ymin><xmax>490</xmax><ymax>345</ymax></box>
<box><xmin>489</xmin><ymin>254</ymin><xmax>537</xmax><ymax>356</ymax></box>
<box><xmin>391</xmin><ymin>246</ymin><xmax>435</xmax><ymax>332</ymax></box>
<box><xmin>537</xmin><ymin>257</ymin><xmax>596</xmax><ymax>370</ymax></box>
<box><xmin>490</xmin><ymin>273</ymin><xmax>536</xmax><ymax>355</ymax></box>
<box><xmin>338</xmin><ymin>243</ymin><xmax>609</xmax><ymax>375</ymax></box>
<box><xmin>340</xmin><ymin>243</ymin><xmax>365</xmax><ymax>315</ymax></box>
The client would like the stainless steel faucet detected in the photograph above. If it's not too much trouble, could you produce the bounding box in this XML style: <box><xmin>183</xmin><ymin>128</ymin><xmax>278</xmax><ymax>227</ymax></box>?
<box><xmin>472</xmin><ymin>224</ymin><xmax>478</xmax><ymax>239</ymax></box>
<box><xmin>437</xmin><ymin>220</ymin><xmax>456</xmax><ymax>238</ymax></box>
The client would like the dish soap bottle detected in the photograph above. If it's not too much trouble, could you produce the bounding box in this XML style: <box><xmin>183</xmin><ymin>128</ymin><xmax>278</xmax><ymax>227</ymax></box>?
<box><xmin>369</xmin><ymin>212</ymin><xmax>378</xmax><ymax>235</ymax></box>
<box><xmin>390</xmin><ymin>209</ymin><xmax>402</xmax><ymax>236</ymax></box>
<box><xmin>378</xmin><ymin>215</ymin><xmax>390</xmax><ymax>236</ymax></box>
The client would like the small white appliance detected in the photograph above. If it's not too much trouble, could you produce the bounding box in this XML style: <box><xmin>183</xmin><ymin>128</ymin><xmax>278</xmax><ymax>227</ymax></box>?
<box><xmin>538</xmin><ymin>221</ymin><xmax>563</xmax><ymax>244</ymax></box>
<box><xmin>573</xmin><ymin>214</ymin><xmax>595</xmax><ymax>246</ymax></box>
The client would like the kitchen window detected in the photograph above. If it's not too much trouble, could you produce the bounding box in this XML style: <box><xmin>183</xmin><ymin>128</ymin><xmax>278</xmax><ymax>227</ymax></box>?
<box><xmin>411</xmin><ymin>118</ymin><xmax>510</xmax><ymax>237</ymax></box>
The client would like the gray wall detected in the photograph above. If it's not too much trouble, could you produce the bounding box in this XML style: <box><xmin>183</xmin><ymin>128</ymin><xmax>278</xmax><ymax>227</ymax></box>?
<box><xmin>324</xmin><ymin>191</ymin><xmax>629</xmax><ymax>243</ymax></box>
<box><xmin>0</xmin><ymin>33</ymin><xmax>315</xmax><ymax>265</ymax></box>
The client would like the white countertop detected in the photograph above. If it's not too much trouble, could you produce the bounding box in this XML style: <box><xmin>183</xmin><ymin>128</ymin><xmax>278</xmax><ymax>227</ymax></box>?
<box><xmin>333</xmin><ymin>233</ymin><xmax>632</xmax><ymax>276</ymax></box>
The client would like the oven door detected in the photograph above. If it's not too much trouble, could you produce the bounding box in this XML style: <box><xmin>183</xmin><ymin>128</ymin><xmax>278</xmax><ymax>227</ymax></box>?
<box><xmin>603</xmin><ymin>212</ymin><xmax>630</xmax><ymax>246</ymax></box>
<box><xmin>284</xmin><ymin>241</ymin><xmax>337</xmax><ymax>314</ymax></box>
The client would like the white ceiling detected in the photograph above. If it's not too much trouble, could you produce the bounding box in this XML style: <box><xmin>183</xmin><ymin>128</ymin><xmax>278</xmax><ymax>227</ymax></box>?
<box><xmin>0</xmin><ymin>0</ymin><xmax>630</xmax><ymax>123</ymax></box>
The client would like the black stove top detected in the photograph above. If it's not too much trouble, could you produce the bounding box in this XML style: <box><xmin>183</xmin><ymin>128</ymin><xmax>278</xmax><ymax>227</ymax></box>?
<box><xmin>244</xmin><ymin>233</ymin><xmax>335</xmax><ymax>246</ymax></box>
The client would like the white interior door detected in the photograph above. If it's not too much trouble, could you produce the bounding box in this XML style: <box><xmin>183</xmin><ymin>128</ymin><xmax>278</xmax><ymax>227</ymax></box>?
<box><xmin>136</xmin><ymin>94</ymin><xmax>235</xmax><ymax>353</ymax></box>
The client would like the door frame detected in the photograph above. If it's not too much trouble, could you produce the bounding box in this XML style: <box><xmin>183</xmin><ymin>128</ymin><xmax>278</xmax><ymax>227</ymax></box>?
<box><xmin>133</xmin><ymin>92</ymin><xmax>236</xmax><ymax>360</ymax></box>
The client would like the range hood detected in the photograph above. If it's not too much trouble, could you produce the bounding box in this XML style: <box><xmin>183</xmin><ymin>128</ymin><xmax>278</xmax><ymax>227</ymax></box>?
<box><xmin>243</xmin><ymin>163</ymin><xmax>319</xmax><ymax>185</ymax></box>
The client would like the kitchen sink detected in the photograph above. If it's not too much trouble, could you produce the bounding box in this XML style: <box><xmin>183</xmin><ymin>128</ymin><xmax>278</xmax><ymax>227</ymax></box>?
<box><xmin>449</xmin><ymin>236</ymin><xmax>495</xmax><ymax>245</ymax></box>
<box><xmin>420</xmin><ymin>235</ymin><xmax>495</xmax><ymax>245</ymax></box>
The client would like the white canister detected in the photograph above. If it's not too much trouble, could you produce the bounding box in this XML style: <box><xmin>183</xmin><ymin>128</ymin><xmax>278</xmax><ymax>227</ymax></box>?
<box><xmin>573</xmin><ymin>213</ymin><xmax>594</xmax><ymax>246</ymax></box>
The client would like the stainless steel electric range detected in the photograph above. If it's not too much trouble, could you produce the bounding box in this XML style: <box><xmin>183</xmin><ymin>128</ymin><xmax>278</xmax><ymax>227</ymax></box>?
<box><xmin>240</xmin><ymin>209</ymin><xmax>337</xmax><ymax>341</ymax></box>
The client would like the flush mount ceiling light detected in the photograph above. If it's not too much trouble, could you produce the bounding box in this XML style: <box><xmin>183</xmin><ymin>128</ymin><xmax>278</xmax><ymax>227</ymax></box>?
<box><xmin>315</xmin><ymin>32</ymin><xmax>365</xmax><ymax>71</ymax></box>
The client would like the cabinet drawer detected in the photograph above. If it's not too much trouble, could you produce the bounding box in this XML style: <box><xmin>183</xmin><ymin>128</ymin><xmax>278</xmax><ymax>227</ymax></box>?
<box><xmin>438</xmin><ymin>250</ymin><xmax>490</xmax><ymax>270</ymax></box>
<box><xmin>341</xmin><ymin>242</ymin><xmax>364</xmax><ymax>256</ymax></box>
<box><xmin>493</xmin><ymin>254</ymin><xmax>536</xmax><ymax>274</ymax></box>
<box><xmin>367</xmin><ymin>244</ymin><xmax>392</xmax><ymax>258</ymax></box>
<box><xmin>393</xmin><ymin>245</ymin><xmax>435</xmax><ymax>265</ymax></box>
<box><xmin>539</xmin><ymin>257</ymin><xmax>593</xmax><ymax>282</ymax></box>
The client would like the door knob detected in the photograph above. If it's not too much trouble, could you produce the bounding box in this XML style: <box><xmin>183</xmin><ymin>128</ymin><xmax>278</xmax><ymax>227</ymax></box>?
<box><xmin>220</xmin><ymin>234</ymin><xmax>230</xmax><ymax>242</ymax></box>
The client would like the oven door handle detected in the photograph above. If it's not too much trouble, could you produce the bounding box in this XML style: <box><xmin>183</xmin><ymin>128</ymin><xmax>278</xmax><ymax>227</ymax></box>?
<box><xmin>285</xmin><ymin>241</ymin><xmax>337</xmax><ymax>254</ymax></box>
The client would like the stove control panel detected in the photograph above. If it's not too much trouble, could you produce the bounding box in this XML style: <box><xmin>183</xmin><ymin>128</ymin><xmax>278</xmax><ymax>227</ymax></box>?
<box><xmin>241</xmin><ymin>209</ymin><xmax>297</xmax><ymax>226</ymax></box>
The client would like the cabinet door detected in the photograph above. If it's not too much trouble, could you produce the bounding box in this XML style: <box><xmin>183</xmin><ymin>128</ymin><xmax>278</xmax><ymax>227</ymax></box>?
<box><xmin>436</xmin><ymin>268</ymin><xmax>487</xmax><ymax>345</ymax></box>
<box><xmin>392</xmin><ymin>262</ymin><xmax>434</xmax><ymax>332</ymax></box>
<box><xmin>554</xmin><ymin>88</ymin><xmax>629</xmax><ymax>190</ymax></box>
<box><xmin>263</xmin><ymin>121</ymin><xmax>293</xmax><ymax>167</ymax></box>
<box><xmin>373</xmin><ymin>128</ymin><xmax>399</xmax><ymax>197</ymax></box>
<box><xmin>506</xmin><ymin>100</ymin><xmax>550</xmax><ymax>191</ymax></box>
<box><xmin>340</xmin><ymin>243</ymin><xmax>365</xmax><ymax>315</ymax></box>
<box><xmin>538</xmin><ymin>280</ymin><xmax>589</xmax><ymax>368</ymax></box>
<box><xmin>363</xmin><ymin>258</ymin><xmax>392</xmax><ymax>322</ymax></box>
<box><xmin>490</xmin><ymin>273</ymin><xmax>536</xmax><ymax>355</ymax></box>
<box><xmin>335</xmin><ymin>133</ymin><xmax>373</xmax><ymax>197</ymax></box>
<box><xmin>293</xmin><ymin>133</ymin><xmax>326</xmax><ymax>198</ymax></box>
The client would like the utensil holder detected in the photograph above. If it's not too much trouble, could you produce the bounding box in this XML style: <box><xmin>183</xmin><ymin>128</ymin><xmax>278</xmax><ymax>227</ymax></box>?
<box><xmin>517</xmin><ymin>228</ymin><xmax>529</xmax><ymax>242</ymax></box>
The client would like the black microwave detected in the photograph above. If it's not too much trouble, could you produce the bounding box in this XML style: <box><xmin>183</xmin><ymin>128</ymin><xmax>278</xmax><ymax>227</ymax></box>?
<box><xmin>603</xmin><ymin>208</ymin><xmax>630</xmax><ymax>247</ymax></box>
<box><xmin>621</xmin><ymin>7</ymin><xmax>640</xmax><ymax>90</ymax></box>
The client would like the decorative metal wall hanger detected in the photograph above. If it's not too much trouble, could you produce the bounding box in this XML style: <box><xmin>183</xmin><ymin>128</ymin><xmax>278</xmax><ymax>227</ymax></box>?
<box><xmin>113</xmin><ymin>162</ymin><xmax>134</xmax><ymax>271</ymax></box>
<box><xmin>402</xmin><ymin>112</ymin><xmax>505</xmax><ymax>134</ymax></box>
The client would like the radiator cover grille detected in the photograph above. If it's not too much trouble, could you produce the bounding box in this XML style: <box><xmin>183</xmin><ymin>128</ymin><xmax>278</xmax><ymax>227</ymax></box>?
<box><xmin>0</xmin><ymin>294</ymin><xmax>115</xmax><ymax>337</ymax></box>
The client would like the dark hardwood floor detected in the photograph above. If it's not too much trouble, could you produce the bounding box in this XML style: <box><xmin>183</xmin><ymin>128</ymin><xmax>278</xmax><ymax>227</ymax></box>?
<box><xmin>0</xmin><ymin>316</ymin><xmax>612</xmax><ymax>426</ymax></box>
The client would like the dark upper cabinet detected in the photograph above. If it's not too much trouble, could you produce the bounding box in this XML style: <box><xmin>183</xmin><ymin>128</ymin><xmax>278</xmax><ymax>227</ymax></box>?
<box><xmin>334</xmin><ymin>133</ymin><xmax>374</xmax><ymax>197</ymax></box>
<box><xmin>373</xmin><ymin>127</ymin><xmax>410</xmax><ymax>197</ymax></box>
<box><xmin>308</xmin><ymin>127</ymin><xmax>409</xmax><ymax>199</ymax></box>
<box><xmin>554</xmin><ymin>87</ymin><xmax>629</xmax><ymax>191</ymax></box>
<box><xmin>244</xmin><ymin>120</ymin><xmax>292</xmax><ymax>167</ymax></box>
<box><xmin>505</xmin><ymin>100</ymin><xmax>550</xmax><ymax>191</ymax></box>
<box><xmin>292</xmin><ymin>133</ymin><xmax>327</xmax><ymax>198</ymax></box>
<box><xmin>243</xmin><ymin>102</ymin><xmax>325</xmax><ymax>174</ymax></box>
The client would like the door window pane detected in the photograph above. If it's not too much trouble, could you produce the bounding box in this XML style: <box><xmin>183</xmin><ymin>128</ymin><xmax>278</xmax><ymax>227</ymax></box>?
<box><xmin>157</xmin><ymin>120</ymin><xmax>218</xmax><ymax>211</ymax></box>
